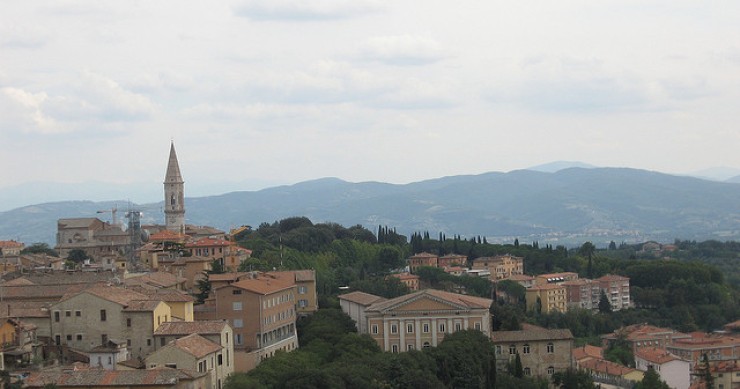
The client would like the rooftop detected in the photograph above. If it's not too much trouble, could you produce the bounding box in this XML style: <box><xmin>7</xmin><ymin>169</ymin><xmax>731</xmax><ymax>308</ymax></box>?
<box><xmin>166</xmin><ymin>333</ymin><xmax>222</xmax><ymax>358</ymax></box>
<box><xmin>338</xmin><ymin>291</ymin><xmax>388</xmax><ymax>306</ymax></box>
<box><xmin>154</xmin><ymin>320</ymin><xmax>229</xmax><ymax>336</ymax></box>
<box><xmin>25</xmin><ymin>368</ymin><xmax>206</xmax><ymax>387</ymax></box>
<box><xmin>366</xmin><ymin>289</ymin><xmax>493</xmax><ymax>312</ymax></box>
<box><xmin>491</xmin><ymin>328</ymin><xmax>574</xmax><ymax>343</ymax></box>
<box><xmin>635</xmin><ymin>347</ymin><xmax>683</xmax><ymax>365</ymax></box>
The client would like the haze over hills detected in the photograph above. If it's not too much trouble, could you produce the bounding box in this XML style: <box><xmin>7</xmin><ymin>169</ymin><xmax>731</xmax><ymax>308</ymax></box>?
<box><xmin>2</xmin><ymin>167</ymin><xmax>740</xmax><ymax>247</ymax></box>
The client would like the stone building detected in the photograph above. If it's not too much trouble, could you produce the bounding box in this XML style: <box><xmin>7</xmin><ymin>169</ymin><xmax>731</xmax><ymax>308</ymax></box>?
<box><xmin>491</xmin><ymin>326</ymin><xmax>574</xmax><ymax>378</ymax></box>
<box><xmin>471</xmin><ymin>254</ymin><xmax>524</xmax><ymax>280</ymax></box>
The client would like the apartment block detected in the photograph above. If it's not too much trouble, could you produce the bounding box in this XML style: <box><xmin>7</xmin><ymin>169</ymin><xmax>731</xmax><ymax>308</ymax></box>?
<box><xmin>471</xmin><ymin>254</ymin><xmax>524</xmax><ymax>280</ymax></box>
<box><xmin>525</xmin><ymin>284</ymin><xmax>567</xmax><ymax>313</ymax></box>
<box><xmin>491</xmin><ymin>327</ymin><xmax>574</xmax><ymax>378</ymax></box>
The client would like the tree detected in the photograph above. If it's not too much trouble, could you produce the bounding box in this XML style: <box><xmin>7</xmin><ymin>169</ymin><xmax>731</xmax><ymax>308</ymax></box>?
<box><xmin>194</xmin><ymin>272</ymin><xmax>211</xmax><ymax>305</ymax></box>
<box><xmin>598</xmin><ymin>290</ymin><xmax>612</xmax><ymax>313</ymax></box>
<box><xmin>209</xmin><ymin>259</ymin><xmax>225</xmax><ymax>274</ymax></box>
<box><xmin>580</xmin><ymin>241</ymin><xmax>595</xmax><ymax>278</ymax></box>
<box><xmin>21</xmin><ymin>242</ymin><xmax>58</xmax><ymax>257</ymax></box>
<box><xmin>552</xmin><ymin>368</ymin><xmax>597</xmax><ymax>388</ymax></box>
<box><xmin>636</xmin><ymin>367</ymin><xmax>670</xmax><ymax>389</ymax></box>
<box><xmin>67</xmin><ymin>249</ymin><xmax>89</xmax><ymax>263</ymax></box>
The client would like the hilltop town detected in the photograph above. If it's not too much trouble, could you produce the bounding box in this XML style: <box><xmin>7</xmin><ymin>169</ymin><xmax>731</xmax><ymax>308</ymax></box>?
<box><xmin>0</xmin><ymin>144</ymin><xmax>738</xmax><ymax>389</ymax></box>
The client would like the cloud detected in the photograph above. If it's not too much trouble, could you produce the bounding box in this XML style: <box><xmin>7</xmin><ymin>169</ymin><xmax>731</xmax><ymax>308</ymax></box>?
<box><xmin>0</xmin><ymin>87</ymin><xmax>60</xmax><ymax>134</ymax></box>
<box><xmin>359</xmin><ymin>35</ymin><xmax>448</xmax><ymax>66</ymax></box>
<box><xmin>0</xmin><ymin>72</ymin><xmax>156</xmax><ymax>134</ymax></box>
<box><xmin>233</xmin><ymin>0</ymin><xmax>384</xmax><ymax>21</ymax></box>
<box><xmin>0</xmin><ymin>24</ymin><xmax>50</xmax><ymax>49</ymax></box>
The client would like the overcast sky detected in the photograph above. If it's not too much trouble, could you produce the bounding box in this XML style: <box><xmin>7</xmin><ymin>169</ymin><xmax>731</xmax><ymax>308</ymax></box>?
<box><xmin>2</xmin><ymin>1</ymin><xmax>740</xmax><ymax>204</ymax></box>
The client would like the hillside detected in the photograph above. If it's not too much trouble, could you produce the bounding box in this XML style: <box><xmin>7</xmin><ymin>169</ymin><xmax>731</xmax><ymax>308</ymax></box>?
<box><xmin>3</xmin><ymin>167</ymin><xmax>740</xmax><ymax>246</ymax></box>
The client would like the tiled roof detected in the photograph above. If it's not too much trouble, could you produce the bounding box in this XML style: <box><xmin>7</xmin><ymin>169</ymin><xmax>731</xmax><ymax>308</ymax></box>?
<box><xmin>597</xmin><ymin>274</ymin><xmax>629</xmax><ymax>282</ymax></box>
<box><xmin>11</xmin><ymin>271</ymin><xmax>118</xmax><ymax>286</ymax></box>
<box><xmin>491</xmin><ymin>328</ymin><xmax>574</xmax><ymax>343</ymax></box>
<box><xmin>229</xmin><ymin>274</ymin><xmax>295</xmax><ymax>295</ymax></box>
<box><xmin>185</xmin><ymin>238</ymin><xmax>231</xmax><ymax>248</ymax></box>
<box><xmin>366</xmin><ymin>289</ymin><xmax>493</xmax><ymax>312</ymax></box>
<box><xmin>149</xmin><ymin>230</ymin><xmax>188</xmax><ymax>242</ymax></box>
<box><xmin>390</xmin><ymin>273</ymin><xmax>419</xmax><ymax>281</ymax></box>
<box><xmin>0</xmin><ymin>301</ymin><xmax>50</xmax><ymax>318</ymax></box>
<box><xmin>62</xmin><ymin>285</ymin><xmax>150</xmax><ymax>306</ymax></box>
<box><xmin>124</xmin><ymin>272</ymin><xmax>185</xmax><ymax>288</ymax></box>
<box><xmin>154</xmin><ymin>320</ymin><xmax>229</xmax><ymax>336</ymax></box>
<box><xmin>409</xmin><ymin>252</ymin><xmax>437</xmax><ymax>258</ymax></box>
<box><xmin>25</xmin><ymin>368</ymin><xmax>206</xmax><ymax>387</ymax></box>
<box><xmin>338</xmin><ymin>291</ymin><xmax>387</xmax><ymax>306</ymax></box>
<box><xmin>0</xmin><ymin>240</ymin><xmax>24</xmax><ymax>248</ymax></box>
<box><xmin>579</xmin><ymin>358</ymin><xmax>639</xmax><ymax>377</ymax></box>
<box><xmin>1</xmin><ymin>283</ymin><xmax>92</xmax><ymax>301</ymax></box>
<box><xmin>138</xmin><ymin>288</ymin><xmax>194</xmax><ymax>303</ymax></box>
<box><xmin>123</xmin><ymin>300</ymin><xmax>163</xmax><ymax>312</ymax></box>
<box><xmin>506</xmin><ymin>274</ymin><xmax>535</xmax><ymax>281</ymax></box>
<box><xmin>573</xmin><ymin>344</ymin><xmax>604</xmax><ymax>361</ymax></box>
<box><xmin>57</xmin><ymin>218</ymin><xmax>100</xmax><ymax>229</ymax></box>
<box><xmin>635</xmin><ymin>347</ymin><xmax>682</xmax><ymax>365</ymax></box>
<box><xmin>167</xmin><ymin>333</ymin><xmax>222</xmax><ymax>358</ymax></box>
<box><xmin>3</xmin><ymin>278</ymin><xmax>36</xmax><ymax>286</ymax></box>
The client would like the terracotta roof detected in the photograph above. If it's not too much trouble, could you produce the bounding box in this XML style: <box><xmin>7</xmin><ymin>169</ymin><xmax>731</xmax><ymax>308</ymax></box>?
<box><xmin>579</xmin><ymin>358</ymin><xmax>639</xmax><ymax>377</ymax></box>
<box><xmin>208</xmin><ymin>273</ymin><xmax>249</xmax><ymax>282</ymax></box>
<box><xmin>185</xmin><ymin>237</ymin><xmax>231</xmax><ymax>248</ymax></box>
<box><xmin>166</xmin><ymin>333</ymin><xmax>222</xmax><ymax>358</ymax></box>
<box><xmin>57</xmin><ymin>218</ymin><xmax>100</xmax><ymax>229</ymax></box>
<box><xmin>409</xmin><ymin>252</ymin><xmax>437</xmax><ymax>258</ymax></box>
<box><xmin>597</xmin><ymin>274</ymin><xmax>629</xmax><ymax>282</ymax></box>
<box><xmin>366</xmin><ymin>289</ymin><xmax>493</xmax><ymax>312</ymax></box>
<box><xmin>573</xmin><ymin>344</ymin><xmax>604</xmax><ymax>361</ymax></box>
<box><xmin>10</xmin><ymin>271</ymin><xmax>119</xmax><ymax>285</ymax></box>
<box><xmin>506</xmin><ymin>274</ymin><xmax>535</xmax><ymax>281</ymax></box>
<box><xmin>491</xmin><ymin>328</ymin><xmax>574</xmax><ymax>343</ymax></box>
<box><xmin>123</xmin><ymin>300</ymin><xmax>164</xmax><ymax>312</ymax></box>
<box><xmin>0</xmin><ymin>301</ymin><xmax>50</xmax><ymax>318</ymax></box>
<box><xmin>25</xmin><ymin>368</ymin><xmax>206</xmax><ymax>387</ymax></box>
<box><xmin>0</xmin><ymin>240</ymin><xmax>24</xmax><ymax>248</ymax></box>
<box><xmin>1</xmin><ymin>283</ymin><xmax>92</xmax><ymax>301</ymax></box>
<box><xmin>228</xmin><ymin>274</ymin><xmax>295</xmax><ymax>295</ymax></box>
<box><xmin>154</xmin><ymin>320</ymin><xmax>229</xmax><ymax>336</ymax></box>
<box><xmin>338</xmin><ymin>291</ymin><xmax>387</xmax><ymax>306</ymax></box>
<box><xmin>390</xmin><ymin>273</ymin><xmax>419</xmax><ymax>281</ymax></box>
<box><xmin>3</xmin><ymin>278</ymin><xmax>36</xmax><ymax>286</ymax></box>
<box><xmin>635</xmin><ymin>347</ymin><xmax>682</xmax><ymax>365</ymax></box>
<box><xmin>137</xmin><ymin>288</ymin><xmax>194</xmax><ymax>303</ymax></box>
<box><xmin>124</xmin><ymin>272</ymin><xmax>185</xmax><ymax>288</ymax></box>
<box><xmin>266</xmin><ymin>270</ymin><xmax>316</xmax><ymax>283</ymax></box>
<box><xmin>62</xmin><ymin>285</ymin><xmax>150</xmax><ymax>306</ymax></box>
<box><xmin>609</xmin><ymin>323</ymin><xmax>689</xmax><ymax>342</ymax></box>
<box><xmin>149</xmin><ymin>230</ymin><xmax>188</xmax><ymax>242</ymax></box>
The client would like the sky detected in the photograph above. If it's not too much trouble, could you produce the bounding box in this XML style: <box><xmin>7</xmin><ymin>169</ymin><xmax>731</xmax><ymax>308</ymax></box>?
<box><xmin>2</xmin><ymin>1</ymin><xmax>740</xmax><ymax>208</ymax></box>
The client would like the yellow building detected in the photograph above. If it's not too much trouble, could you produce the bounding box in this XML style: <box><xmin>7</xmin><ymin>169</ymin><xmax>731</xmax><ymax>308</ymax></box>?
<box><xmin>525</xmin><ymin>284</ymin><xmax>567</xmax><ymax>313</ymax></box>
<box><xmin>471</xmin><ymin>254</ymin><xmax>524</xmax><ymax>280</ymax></box>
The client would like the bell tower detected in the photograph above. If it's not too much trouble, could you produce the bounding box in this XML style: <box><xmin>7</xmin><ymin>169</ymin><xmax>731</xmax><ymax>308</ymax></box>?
<box><xmin>164</xmin><ymin>142</ymin><xmax>185</xmax><ymax>233</ymax></box>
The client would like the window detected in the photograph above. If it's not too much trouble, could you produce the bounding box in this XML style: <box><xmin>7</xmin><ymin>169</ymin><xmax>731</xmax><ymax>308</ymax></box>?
<box><xmin>371</xmin><ymin>325</ymin><xmax>379</xmax><ymax>334</ymax></box>
<box><xmin>160</xmin><ymin>337</ymin><xmax>166</xmax><ymax>346</ymax></box>
<box><xmin>165</xmin><ymin>363</ymin><xmax>177</xmax><ymax>369</ymax></box>
<box><xmin>54</xmin><ymin>311</ymin><xmax>60</xmax><ymax>322</ymax></box>
<box><xmin>75</xmin><ymin>310</ymin><xmax>81</xmax><ymax>317</ymax></box>
<box><xmin>439</xmin><ymin>323</ymin><xmax>446</xmax><ymax>333</ymax></box>
<box><xmin>127</xmin><ymin>318</ymin><xmax>131</xmax><ymax>327</ymax></box>
<box><xmin>475</xmin><ymin>322</ymin><xmax>482</xmax><ymax>331</ymax></box>
<box><xmin>423</xmin><ymin>323</ymin><xmax>430</xmax><ymax>333</ymax></box>
<box><xmin>218</xmin><ymin>354</ymin><xmax>223</xmax><ymax>366</ymax></box>
<box><xmin>101</xmin><ymin>334</ymin><xmax>108</xmax><ymax>344</ymax></box>
<box><xmin>407</xmin><ymin>323</ymin><xmax>414</xmax><ymax>333</ymax></box>
<box><xmin>407</xmin><ymin>344</ymin><xmax>414</xmax><ymax>351</ymax></box>
<box><xmin>547</xmin><ymin>342</ymin><xmax>554</xmax><ymax>353</ymax></box>
<box><xmin>523</xmin><ymin>344</ymin><xmax>530</xmax><ymax>354</ymax></box>
<box><xmin>55</xmin><ymin>335</ymin><xmax>61</xmax><ymax>345</ymax></box>
<box><xmin>147</xmin><ymin>339</ymin><xmax>152</xmax><ymax>346</ymax></box>
<box><xmin>233</xmin><ymin>319</ymin><xmax>243</xmax><ymax>328</ymax></box>
<box><xmin>509</xmin><ymin>345</ymin><xmax>517</xmax><ymax>355</ymax></box>
<box><xmin>66</xmin><ymin>334</ymin><xmax>72</xmax><ymax>341</ymax></box>
<box><xmin>495</xmin><ymin>345</ymin><xmax>502</xmax><ymax>355</ymax></box>
<box><xmin>65</xmin><ymin>311</ymin><xmax>71</xmax><ymax>317</ymax></box>
<box><xmin>76</xmin><ymin>334</ymin><xmax>82</xmax><ymax>341</ymax></box>
<box><xmin>298</xmin><ymin>299</ymin><xmax>308</xmax><ymax>308</ymax></box>
<box><xmin>235</xmin><ymin>334</ymin><xmax>243</xmax><ymax>345</ymax></box>
<box><xmin>391</xmin><ymin>344</ymin><xmax>399</xmax><ymax>353</ymax></box>
<box><xmin>423</xmin><ymin>342</ymin><xmax>431</xmax><ymax>349</ymax></box>
<box><xmin>100</xmin><ymin>309</ymin><xmax>107</xmax><ymax>321</ymax></box>
<box><xmin>232</xmin><ymin>302</ymin><xmax>242</xmax><ymax>311</ymax></box>
<box><xmin>298</xmin><ymin>286</ymin><xmax>307</xmax><ymax>294</ymax></box>
<box><xmin>455</xmin><ymin>323</ymin><xmax>462</xmax><ymax>331</ymax></box>
<box><xmin>127</xmin><ymin>339</ymin><xmax>131</xmax><ymax>347</ymax></box>
<box><xmin>547</xmin><ymin>366</ymin><xmax>555</xmax><ymax>375</ymax></box>
<box><xmin>391</xmin><ymin>324</ymin><xmax>398</xmax><ymax>334</ymax></box>
<box><xmin>524</xmin><ymin>368</ymin><xmax>531</xmax><ymax>376</ymax></box>
<box><xmin>232</xmin><ymin>290</ymin><xmax>242</xmax><ymax>295</ymax></box>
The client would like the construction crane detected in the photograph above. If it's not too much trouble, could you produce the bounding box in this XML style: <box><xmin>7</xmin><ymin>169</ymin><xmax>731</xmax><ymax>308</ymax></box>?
<box><xmin>97</xmin><ymin>207</ymin><xmax>118</xmax><ymax>226</ymax></box>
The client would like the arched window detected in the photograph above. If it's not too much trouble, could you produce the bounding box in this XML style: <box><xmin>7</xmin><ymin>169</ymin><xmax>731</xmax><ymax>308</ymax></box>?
<box><xmin>423</xmin><ymin>342</ymin><xmax>431</xmax><ymax>349</ymax></box>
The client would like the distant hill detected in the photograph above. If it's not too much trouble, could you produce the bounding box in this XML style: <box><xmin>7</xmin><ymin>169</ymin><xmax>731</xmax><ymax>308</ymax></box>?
<box><xmin>526</xmin><ymin>161</ymin><xmax>596</xmax><ymax>173</ymax></box>
<box><xmin>726</xmin><ymin>175</ymin><xmax>740</xmax><ymax>184</ymax></box>
<box><xmin>3</xmin><ymin>167</ymin><xmax>740</xmax><ymax>247</ymax></box>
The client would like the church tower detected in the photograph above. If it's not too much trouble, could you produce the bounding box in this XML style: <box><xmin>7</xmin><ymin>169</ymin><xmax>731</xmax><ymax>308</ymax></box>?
<box><xmin>164</xmin><ymin>142</ymin><xmax>185</xmax><ymax>233</ymax></box>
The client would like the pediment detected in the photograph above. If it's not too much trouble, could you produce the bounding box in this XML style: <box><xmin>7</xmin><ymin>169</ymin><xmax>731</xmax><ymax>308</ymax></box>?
<box><xmin>384</xmin><ymin>295</ymin><xmax>466</xmax><ymax>313</ymax></box>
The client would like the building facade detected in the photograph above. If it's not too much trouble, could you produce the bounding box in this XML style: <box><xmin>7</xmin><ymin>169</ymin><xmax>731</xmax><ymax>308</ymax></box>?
<box><xmin>341</xmin><ymin>289</ymin><xmax>493</xmax><ymax>353</ymax></box>
<box><xmin>471</xmin><ymin>254</ymin><xmax>524</xmax><ymax>280</ymax></box>
<box><xmin>491</xmin><ymin>327</ymin><xmax>574</xmax><ymax>378</ymax></box>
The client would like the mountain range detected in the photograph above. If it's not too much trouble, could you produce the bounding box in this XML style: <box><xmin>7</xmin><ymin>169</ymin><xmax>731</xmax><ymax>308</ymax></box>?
<box><xmin>2</xmin><ymin>166</ymin><xmax>740</xmax><ymax>247</ymax></box>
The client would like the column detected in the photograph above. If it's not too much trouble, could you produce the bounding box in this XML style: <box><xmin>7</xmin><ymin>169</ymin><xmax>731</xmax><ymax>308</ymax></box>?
<box><xmin>431</xmin><ymin>318</ymin><xmax>438</xmax><ymax>347</ymax></box>
<box><xmin>383</xmin><ymin>319</ymin><xmax>389</xmax><ymax>351</ymax></box>
<box><xmin>399</xmin><ymin>320</ymin><xmax>405</xmax><ymax>350</ymax></box>
<box><xmin>415</xmin><ymin>318</ymin><xmax>421</xmax><ymax>349</ymax></box>
<box><xmin>464</xmin><ymin>318</ymin><xmax>469</xmax><ymax>330</ymax></box>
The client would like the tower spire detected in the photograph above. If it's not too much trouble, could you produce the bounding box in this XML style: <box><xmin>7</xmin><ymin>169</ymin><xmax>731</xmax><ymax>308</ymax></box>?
<box><xmin>164</xmin><ymin>142</ymin><xmax>185</xmax><ymax>232</ymax></box>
